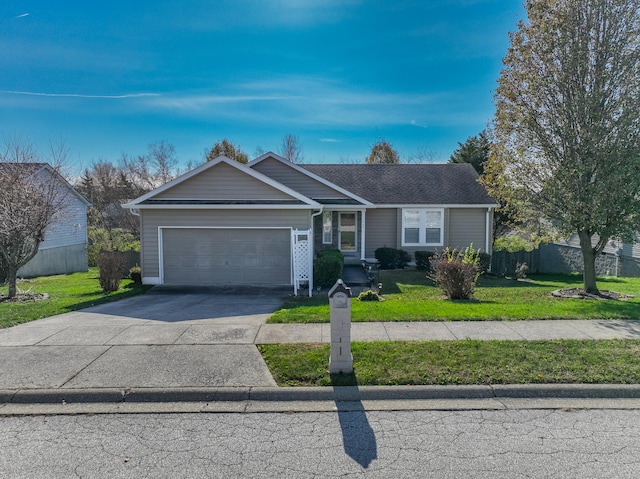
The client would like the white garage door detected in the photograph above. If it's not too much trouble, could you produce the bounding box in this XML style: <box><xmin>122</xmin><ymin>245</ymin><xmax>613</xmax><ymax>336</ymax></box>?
<box><xmin>162</xmin><ymin>228</ymin><xmax>291</xmax><ymax>285</ymax></box>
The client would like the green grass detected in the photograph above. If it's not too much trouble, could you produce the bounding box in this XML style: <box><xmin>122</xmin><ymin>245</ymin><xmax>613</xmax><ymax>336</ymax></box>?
<box><xmin>0</xmin><ymin>269</ymin><xmax>152</xmax><ymax>328</ymax></box>
<box><xmin>259</xmin><ymin>339</ymin><xmax>640</xmax><ymax>386</ymax></box>
<box><xmin>268</xmin><ymin>271</ymin><xmax>640</xmax><ymax>323</ymax></box>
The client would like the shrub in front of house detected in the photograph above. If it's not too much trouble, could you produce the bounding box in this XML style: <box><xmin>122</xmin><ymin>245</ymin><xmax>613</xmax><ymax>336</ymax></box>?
<box><xmin>357</xmin><ymin>289</ymin><xmax>384</xmax><ymax>302</ymax></box>
<box><xmin>88</xmin><ymin>227</ymin><xmax>139</xmax><ymax>267</ymax></box>
<box><xmin>313</xmin><ymin>250</ymin><xmax>344</xmax><ymax>288</ymax></box>
<box><xmin>429</xmin><ymin>247</ymin><xmax>482</xmax><ymax>300</ymax></box>
<box><xmin>97</xmin><ymin>250</ymin><xmax>128</xmax><ymax>292</ymax></box>
<box><xmin>414</xmin><ymin>251</ymin><xmax>436</xmax><ymax>271</ymax></box>
<box><xmin>478</xmin><ymin>252</ymin><xmax>492</xmax><ymax>274</ymax></box>
<box><xmin>129</xmin><ymin>266</ymin><xmax>142</xmax><ymax>284</ymax></box>
<box><xmin>375</xmin><ymin>247</ymin><xmax>411</xmax><ymax>269</ymax></box>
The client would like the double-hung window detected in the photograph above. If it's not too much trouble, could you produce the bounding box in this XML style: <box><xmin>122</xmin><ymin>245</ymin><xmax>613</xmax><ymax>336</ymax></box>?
<box><xmin>402</xmin><ymin>208</ymin><xmax>444</xmax><ymax>246</ymax></box>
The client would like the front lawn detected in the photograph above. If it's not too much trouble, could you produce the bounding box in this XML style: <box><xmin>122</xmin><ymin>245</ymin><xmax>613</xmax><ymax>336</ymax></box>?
<box><xmin>0</xmin><ymin>269</ymin><xmax>152</xmax><ymax>328</ymax></box>
<box><xmin>259</xmin><ymin>339</ymin><xmax>640</xmax><ymax>386</ymax></box>
<box><xmin>268</xmin><ymin>271</ymin><xmax>640</xmax><ymax>323</ymax></box>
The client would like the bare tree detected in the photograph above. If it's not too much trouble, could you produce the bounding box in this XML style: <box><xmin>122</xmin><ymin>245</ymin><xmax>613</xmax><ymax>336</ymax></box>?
<box><xmin>147</xmin><ymin>140</ymin><xmax>177</xmax><ymax>186</ymax></box>
<box><xmin>279</xmin><ymin>134</ymin><xmax>304</xmax><ymax>163</ymax></box>
<box><xmin>76</xmin><ymin>160</ymin><xmax>141</xmax><ymax>237</ymax></box>
<box><xmin>0</xmin><ymin>138</ymin><xmax>71</xmax><ymax>298</ymax></box>
<box><xmin>407</xmin><ymin>146</ymin><xmax>438</xmax><ymax>164</ymax></box>
<box><xmin>119</xmin><ymin>141</ymin><xmax>178</xmax><ymax>191</ymax></box>
<box><xmin>253</xmin><ymin>146</ymin><xmax>266</xmax><ymax>158</ymax></box>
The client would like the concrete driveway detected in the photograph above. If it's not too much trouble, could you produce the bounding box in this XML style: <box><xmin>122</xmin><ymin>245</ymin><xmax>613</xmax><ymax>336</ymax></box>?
<box><xmin>0</xmin><ymin>287</ymin><xmax>288</xmax><ymax>390</ymax></box>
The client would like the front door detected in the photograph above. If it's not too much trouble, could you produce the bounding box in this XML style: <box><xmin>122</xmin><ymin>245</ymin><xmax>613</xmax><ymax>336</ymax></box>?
<box><xmin>339</xmin><ymin>212</ymin><xmax>357</xmax><ymax>252</ymax></box>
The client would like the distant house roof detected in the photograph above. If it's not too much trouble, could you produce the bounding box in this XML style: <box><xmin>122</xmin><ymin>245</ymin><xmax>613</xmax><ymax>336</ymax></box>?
<box><xmin>301</xmin><ymin>163</ymin><xmax>497</xmax><ymax>205</ymax></box>
<box><xmin>0</xmin><ymin>162</ymin><xmax>48</xmax><ymax>176</ymax></box>
<box><xmin>0</xmin><ymin>162</ymin><xmax>90</xmax><ymax>206</ymax></box>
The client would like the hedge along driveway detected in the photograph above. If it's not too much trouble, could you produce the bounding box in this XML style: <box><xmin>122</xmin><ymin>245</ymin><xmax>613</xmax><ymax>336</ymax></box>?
<box><xmin>268</xmin><ymin>271</ymin><xmax>640</xmax><ymax>323</ymax></box>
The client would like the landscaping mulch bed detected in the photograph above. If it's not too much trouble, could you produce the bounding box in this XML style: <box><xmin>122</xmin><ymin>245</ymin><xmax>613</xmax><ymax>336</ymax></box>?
<box><xmin>0</xmin><ymin>293</ymin><xmax>49</xmax><ymax>303</ymax></box>
<box><xmin>551</xmin><ymin>288</ymin><xmax>633</xmax><ymax>301</ymax></box>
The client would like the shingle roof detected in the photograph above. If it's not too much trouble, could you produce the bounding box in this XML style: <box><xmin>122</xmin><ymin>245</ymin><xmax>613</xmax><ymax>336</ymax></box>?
<box><xmin>301</xmin><ymin>163</ymin><xmax>496</xmax><ymax>205</ymax></box>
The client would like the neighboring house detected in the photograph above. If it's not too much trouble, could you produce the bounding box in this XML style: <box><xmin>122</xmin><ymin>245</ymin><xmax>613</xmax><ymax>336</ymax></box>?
<box><xmin>123</xmin><ymin>153</ymin><xmax>497</xmax><ymax>294</ymax></box>
<box><xmin>538</xmin><ymin>235</ymin><xmax>640</xmax><ymax>278</ymax></box>
<box><xmin>0</xmin><ymin>163</ymin><xmax>90</xmax><ymax>278</ymax></box>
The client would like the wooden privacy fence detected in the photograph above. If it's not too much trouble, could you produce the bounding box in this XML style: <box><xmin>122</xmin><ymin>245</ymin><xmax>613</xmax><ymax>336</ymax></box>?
<box><xmin>490</xmin><ymin>250</ymin><xmax>539</xmax><ymax>277</ymax></box>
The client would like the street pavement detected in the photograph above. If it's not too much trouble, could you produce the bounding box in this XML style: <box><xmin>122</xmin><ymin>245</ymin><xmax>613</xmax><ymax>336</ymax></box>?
<box><xmin>2</xmin><ymin>409</ymin><xmax>640</xmax><ymax>478</ymax></box>
<box><xmin>1</xmin><ymin>286</ymin><xmax>640</xmax><ymax>414</ymax></box>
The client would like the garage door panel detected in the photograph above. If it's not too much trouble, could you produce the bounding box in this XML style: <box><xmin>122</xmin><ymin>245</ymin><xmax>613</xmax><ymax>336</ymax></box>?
<box><xmin>162</xmin><ymin>229</ymin><xmax>291</xmax><ymax>285</ymax></box>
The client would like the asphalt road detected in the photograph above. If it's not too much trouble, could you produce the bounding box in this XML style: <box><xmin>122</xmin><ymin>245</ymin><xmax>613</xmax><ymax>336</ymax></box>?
<box><xmin>1</xmin><ymin>409</ymin><xmax>639</xmax><ymax>478</ymax></box>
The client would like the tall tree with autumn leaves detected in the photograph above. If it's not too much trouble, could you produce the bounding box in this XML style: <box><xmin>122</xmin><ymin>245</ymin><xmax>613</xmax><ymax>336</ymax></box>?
<box><xmin>483</xmin><ymin>0</ymin><xmax>640</xmax><ymax>294</ymax></box>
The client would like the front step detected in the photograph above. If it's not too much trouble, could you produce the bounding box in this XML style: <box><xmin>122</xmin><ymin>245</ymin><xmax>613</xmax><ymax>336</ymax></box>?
<box><xmin>341</xmin><ymin>265</ymin><xmax>371</xmax><ymax>287</ymax></box>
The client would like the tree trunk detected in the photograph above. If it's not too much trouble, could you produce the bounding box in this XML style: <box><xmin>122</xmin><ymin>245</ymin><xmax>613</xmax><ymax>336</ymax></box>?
<box><xmin>578</xmin><ymin>231</ymin><xmax>599</xmax><ymax>295</ymax></box>
<box><xmin>7</xmin><ymin>266</ymin><xmax>17</xmax><ymax>299</ymax></box>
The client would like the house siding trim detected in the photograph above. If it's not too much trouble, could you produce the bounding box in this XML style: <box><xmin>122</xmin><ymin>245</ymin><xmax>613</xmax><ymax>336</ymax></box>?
<box><xmin>128</xmin><ymin>203</ymin><xmax>317</xmax><ymax>210</ymax></box>
<box><xmin>123</xmin><ymin>156</ymin><xmax>320</xmax><ymax>209</ymax></box>
<box><xmin>375</xmin><ymin>203</ymin><xmax>499</xmax><ymax>208</ymax></box>
<box><xmin>250</xmin><ymin>153</ymin><xmax>374</xmax><ymax>206</ymax></box>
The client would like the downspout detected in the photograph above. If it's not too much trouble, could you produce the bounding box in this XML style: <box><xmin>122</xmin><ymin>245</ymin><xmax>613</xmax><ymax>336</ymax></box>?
<box><xmin>485</xmin><ymin>208</ymin><xmax>492</xmax><ymax>272</ymax></box>
<box><xmin>309</xmin><ymin>208</ymin><xmax>323</xmax><ymax>297</ymax></box>
<box><xmin>360</xmin><ymin>209</ymin><xmax>366</xmax><ymax>261</ymax></box>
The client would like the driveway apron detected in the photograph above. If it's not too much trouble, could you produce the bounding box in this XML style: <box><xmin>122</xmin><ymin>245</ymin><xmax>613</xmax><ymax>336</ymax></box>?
<box><xmin>0</xmin><ymin>287</ymin><xmax>287</xmax><ymax>390</ymax></box>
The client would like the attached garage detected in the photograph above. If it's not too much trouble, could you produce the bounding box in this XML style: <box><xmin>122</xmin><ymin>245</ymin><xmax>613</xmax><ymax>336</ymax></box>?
<box><xmin>161</xmin><ymin>228</ymin><xmax>292</xmax><ymax>286</ymax></box>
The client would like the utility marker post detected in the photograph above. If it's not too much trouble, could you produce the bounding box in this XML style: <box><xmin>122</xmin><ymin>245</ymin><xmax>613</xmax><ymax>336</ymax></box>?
<box><xmin>328</xmin><ymin>279</ymin><xmax>353</xmax><ymax>374</ymax></box>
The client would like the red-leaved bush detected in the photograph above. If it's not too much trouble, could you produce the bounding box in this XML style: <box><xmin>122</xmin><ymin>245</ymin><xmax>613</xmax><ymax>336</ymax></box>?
<box><xmin>429</xmin><ymin>246</ymin><xmax>482</xmax><ymax>300</ymax></box>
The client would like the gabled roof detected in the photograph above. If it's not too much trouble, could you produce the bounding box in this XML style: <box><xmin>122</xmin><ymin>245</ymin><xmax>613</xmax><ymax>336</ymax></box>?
<box><xmin>123</xmin><ymin>155</ymin><xmax>320</xmax><ymax>209</ymax></box>
<box><xmin>301</xmin><ymin>163</ymin><xmax>497</xmax><ymax>206</ymax></box>
<box><xmin>0</xmin><ymin>162</ymin><xmax>90</xmax><ymax>206</ymax></box>
<box><xmin>249</xmin><ymin>152</ymin><xmax>374</xmax><ymax>206</ymax></box>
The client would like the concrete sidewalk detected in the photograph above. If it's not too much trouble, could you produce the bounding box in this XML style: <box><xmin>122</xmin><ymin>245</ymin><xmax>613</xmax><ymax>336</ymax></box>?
<box><xmin>257</xmin><ymin>319</ymin><xmax>640</xmax><ymax>343</ymax></box>
<box><xmin>2</xmin><ymin>298</ymin><xmax>640</xmax><ymax>414</ymax></box>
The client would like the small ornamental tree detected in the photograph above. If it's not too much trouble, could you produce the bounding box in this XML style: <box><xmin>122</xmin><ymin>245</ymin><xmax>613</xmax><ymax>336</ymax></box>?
<box><xmin>0</xmin><ymin>138</ymin><xmax>71</xmax><ymax>299</ymax></box>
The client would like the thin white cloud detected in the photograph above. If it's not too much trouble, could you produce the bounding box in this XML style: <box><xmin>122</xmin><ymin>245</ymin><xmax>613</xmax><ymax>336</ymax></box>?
<box><xmin>15</xmin><ymin>13</ymin><xmax>29</xmax><ymax>19</ymax></box>
<box><xmin>150</xmin><ymin>94</ymin><xmax>299</xmax><ymax>110</ymax></box>
<box><xmin>144</xmin><ymin>76</ymin><xmax>478</xmax><ymax>129</ymax></box>
<box><xmin>320</xmin><ymin>138</ymin><xmax>340</xmax><ymax>143</ymax></box>
<box><xmin>0</xmin><ymin>90</ymin><xmax>160</xmax><ymax>99</ymax></box>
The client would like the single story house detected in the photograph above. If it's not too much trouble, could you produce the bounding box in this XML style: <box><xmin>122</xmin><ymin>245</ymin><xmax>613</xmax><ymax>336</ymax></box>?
<box><xmin>0</xmin><ymin>162</ymin><xmax>90</xmax><ymax>278</ymax></box>
<box><xmin>124</xmin><ymin>153</ymin><xmax>497</xmax><ymax>294</ymax></box>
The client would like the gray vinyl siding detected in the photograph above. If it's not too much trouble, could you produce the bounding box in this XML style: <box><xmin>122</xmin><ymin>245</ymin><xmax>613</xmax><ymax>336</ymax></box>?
<box><xmin>40</xmin><ymin>195</ymin><xmax>88</xmax><ymax>249</ymax></box>
<box><xmin>140</xmin><ymin>209</ymin><xmax>310</xmax><ymax>278</ymax></box>
<box><xmin>18</xmin><ymin>243</ymin><xmax>88</xmax><ymax>277</ymax></box>
<box><xmin>448</xmin><ymin>208</ymin><xmax>487</xmax><ymax>252</ymax></box>
<box><xmin>557</xmin><ymin>233</ymin><xmax>640</xmax><ymax>260</ymax></box>
<box><xmin>155</xmin><ymin>162</ymin><xmax>293</xmax><ymax>200</ymax></box>
<box><xmin>252</xmin><ymin>157</ymin><xmax>350</xmax><ymax>200</ymax></box>
<box><xmin>364</xmin><ymin>208</ymin><xmax>398</xmax><ymax>257</ymax></box>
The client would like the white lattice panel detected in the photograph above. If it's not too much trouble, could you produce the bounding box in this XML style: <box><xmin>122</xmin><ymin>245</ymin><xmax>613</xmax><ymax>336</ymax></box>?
<box><xmin>292</xmin><ymin>229</ymin><xmax>313</xmax><ymax>296</ymax></box>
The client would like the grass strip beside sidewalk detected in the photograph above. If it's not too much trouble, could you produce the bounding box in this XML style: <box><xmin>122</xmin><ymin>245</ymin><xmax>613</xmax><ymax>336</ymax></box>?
<box><xmin>259</xmin><ymin>339</ymin><xmax>640</xmax><ymax>386</ymax></box>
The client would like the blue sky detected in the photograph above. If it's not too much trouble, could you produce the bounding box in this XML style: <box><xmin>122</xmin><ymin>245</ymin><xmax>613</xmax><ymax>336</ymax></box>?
<box><xmin>0</xmin><ymin>1</ymin><xmax>524</xmax><ymax>172</ymax></box>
